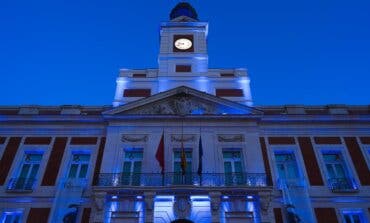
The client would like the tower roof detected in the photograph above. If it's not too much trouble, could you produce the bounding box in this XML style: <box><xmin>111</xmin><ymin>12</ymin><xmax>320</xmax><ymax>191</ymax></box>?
<box><xmin>170</xmin><ymin>2</ymin><xmax>198</xmax><ymax>21</ymax></box>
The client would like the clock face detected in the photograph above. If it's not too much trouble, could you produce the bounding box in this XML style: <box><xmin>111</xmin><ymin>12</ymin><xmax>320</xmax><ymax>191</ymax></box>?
<box><xmin>174</xmin><ymin>38</ymin><xmax>193</xmax><ymax>50</ymax></box>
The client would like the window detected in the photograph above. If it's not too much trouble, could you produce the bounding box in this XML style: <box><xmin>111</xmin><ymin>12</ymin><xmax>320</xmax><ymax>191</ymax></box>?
<box><xmin>122</xmin><ymin>150</ymin><xmax>143</xmax><ymax>186</ymax></box>
<box><xmin>68</xmin><ymin>153</ymin><xmax>90</xmax><ymax>179</ymax></box>
<box><xmin>362</xmin><ymin>146</ymin><xmax>370</xmax><ymax>169</ymax></box>
<box><xmin>173</xmin><ymin>150</ymin><xmax>192</xmax><ymax>185</ymax></box>
<box><xmin>220</xmin><ymin>73</ymin><xmax>235</xmax><ymax>77</ymax></box>
<box><xmin>132</xmin><ymin>73</ymin><xmax>146</xmax><ymax>78</ymax></box>
<box><xmin>1</xmin><ymin>211</ymin><xmax>22</xmax><ymax>223</ymax></box>
<box><xmin>223</xmin><ymin>150</ymin><xmax>244</xmax><ymax>185</ymax></box>
<box><xmin>274</xmin><ymin>152</ymin><xmax>300</xmax><ymax>187</ymax></box>
<box><xmin>176</xmin><ymin>65</ymin><xmax>192</xmax><ymax>72</ymax></box>
<box><xmin>342</xmin><ymin>210</ymin><xmax>365</xmax><ymax>223</ymax></box>
<box><xmin>216</xmin><ymin>89</ymin><xmax>244</xmax><ymax>97</ymax></box>
<box><xmin>8</xmin><ymin>152</ymin><xmax>43</xmax><ymax>191</ymax></box>
<box><xmin>322</xmin><ymin>151</ymin><xmax>357</xmax><ymax>191</ymax></box>
<box><xmin>123</xmin><ymin>89</ymin><xmax>151</xmax><ymax>97</ymax></box>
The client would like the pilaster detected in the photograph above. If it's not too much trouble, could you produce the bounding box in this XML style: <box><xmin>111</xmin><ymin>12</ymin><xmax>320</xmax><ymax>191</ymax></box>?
<box><xmin>92</xmin><ymin>191</ymin><xmax>107</xmax><ymax>223</ymax></box>
<box><xmin>144</xmin><ymin>191</ymin><xmax>156</xmax><ymax>223</ymax></box>
<box><xmin>209</xmin><ymin>191</ymin><xmax>222</xmax><ymax>223</ymax></box>
<box><xmin>259</xmin><ymin>191</ymin><xmax>273</xmax><ymax>223</ymax></box>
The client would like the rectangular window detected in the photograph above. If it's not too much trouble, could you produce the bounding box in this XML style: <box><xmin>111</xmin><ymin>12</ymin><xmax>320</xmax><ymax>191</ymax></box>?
<box><xmin>223</xmin><ymin>150</ymin><xmax>244</xmax><ymax>185</ymax></box>
<box><xmin>220</xmin><ymin>73</ymin><xmax>235</xmax><ymax>77</ymax></box>
<box><xmin>322</xmin><ymin>151</ymin><xmax>357</xmax><ymax>191</ymax></box>
<box><xmin>8</xmin><ymin>152</ymin><xmax>43</xmax><ymax>191</ymax></box>
<box><xmin>123</xmin><ymin>89</ymin><xmax>151</xmax><ymax>97</ymax></box>
<box><xmin>342</xmin><ymin>210</ymin><xmax>365</xmax><ymax>223</ymax></box>
<box><xmin>216</xmin><ymin>89</ymin><xmax>244</xmax><ymax>97</ymax></box>
<box><xmin>132</xmin><ymin>73</ymin><xmax>146</xmax><ymax>78</ymax></box>
<box><xmin>176</xmin><ymin>65</ymin><xmax>192</xmax><ymax>73</ymax></box>
<box><xmin>122</xmin><ymin>150</ymin><xmax>143</xmax><ymax>186</ymax></box>
<box><xmin>68</xmin><ymin>153</ymin><xmax>91</xmax><ymax>179</ymax></box>
<box><xmin>1</xmin><ymin>211</ymin><xmax>22</xmax><ymax>223</ymax></box>
<box><xmin>173</xmin><ymin>150</ymin><xmax>192</xmax><ymax>185</ymax></box>
<box><xmin>274</xmin><ymin>152</ymin><xmax>300</xmax><ymax>187</ymax></box>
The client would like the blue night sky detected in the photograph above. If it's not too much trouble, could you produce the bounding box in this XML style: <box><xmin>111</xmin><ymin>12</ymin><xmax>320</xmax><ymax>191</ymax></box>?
<box><xmin>1</xmin><ymin>0</ymin><xmax>369</xmax><ymax>106</ymax></box>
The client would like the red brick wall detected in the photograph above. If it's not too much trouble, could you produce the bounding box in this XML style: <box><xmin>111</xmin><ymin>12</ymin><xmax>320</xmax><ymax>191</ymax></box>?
<box><xmin>0</xmin><ymin>137</ymin><xmax>22</xmax><ymax>185</ymax></box>
<box><xmin>26</xmin><ymin>208</ymin><xmax>50</xmax><ymax>223</ymax></box>
<box><xmin>298</xmin><ymin>137</ymin><xmax>324</xmax><ymax>185</ymax></box>
<box><xmin>314</xmin><ymin>208</ymin><xmax>338</xmax><ymax>223</ymax></box>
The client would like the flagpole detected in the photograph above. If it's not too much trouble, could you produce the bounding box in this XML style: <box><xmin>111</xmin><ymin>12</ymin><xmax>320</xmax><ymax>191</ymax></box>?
<box><xmin>198</xmin><ymin>122</ymin><xmax>203</xmax><ymax>186</ymax></box>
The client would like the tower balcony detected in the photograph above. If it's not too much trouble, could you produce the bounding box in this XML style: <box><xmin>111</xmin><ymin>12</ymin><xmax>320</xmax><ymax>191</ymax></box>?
<box><xmin>97</xmin><ymin>172</ymin><xmax>269</xmax><ymax>189</ymax></box>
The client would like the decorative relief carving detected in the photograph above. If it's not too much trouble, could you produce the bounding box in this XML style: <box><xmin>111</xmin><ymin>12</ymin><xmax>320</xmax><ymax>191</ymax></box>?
<box><xmin>129</xmin><ymin>94</ymin><xmax>221</xmax><ymax>115</ymax></box>
<box><xmin>209</xmin><ymin>192</ymin><xmax>221</xmax><ymax>211</ymax></box>
<box><xmin>173</xmin><ymin>195</ymin><xmax>191</xmax><ymax>219</ymax></box>
<box><xmin>218</xmin><ymin>134</ymin><xmax>244</xmax><ymax>142</ymax></box>
<box><xmin>258</xmin><ymin>191</ymin><xmax>272</xmax><ymax>215</ymax></box>
<box><xmin>93</xmin><ymin>192</ymin><xmax>106</xmax><ymax>211</ymax></box>
<box><xmin>144</xmin><ymin>192</ymin><xmax>155</xmax><ymax>211</ymax></box>
<box><xmin>171</xmin><ymin>134</ymin><xmax>195</xmax><ymax>142</ymax></box>
<box><xmin>121</xmin><ymin>134</ymin><xmax>148</xmax><ymax>143</ymax></box>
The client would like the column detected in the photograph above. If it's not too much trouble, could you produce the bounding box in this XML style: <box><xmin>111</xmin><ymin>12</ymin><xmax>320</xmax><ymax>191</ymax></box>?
<box><xmin>144</xmin><ymin>192</ymin><xmax>155</xmax><ymax>223</ymax></box>
<box><xmin>209</xmin><ymin>191</ymin><xmax>221</xmax><ymax>223</ymax></box>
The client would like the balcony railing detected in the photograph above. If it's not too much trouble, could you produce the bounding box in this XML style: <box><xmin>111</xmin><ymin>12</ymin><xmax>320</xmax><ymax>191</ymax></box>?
<box><xmin>277</xmin><ymin>178</ymin><xmax>306</xmax><ymax>189</ymax></box>
<box><xmin>327</xmin><ymin>177</ymin><xmax>358</xmax><ymax>192</ymax></box>
<box><xmin>7</xmin><ymin>178</ymin><xmax>36</xmax><ymax>192</ymax></box>
<box><xmin>97</xmin><ymin>172</ymin><xmax>268</xmax><ymax>187</ymax></box>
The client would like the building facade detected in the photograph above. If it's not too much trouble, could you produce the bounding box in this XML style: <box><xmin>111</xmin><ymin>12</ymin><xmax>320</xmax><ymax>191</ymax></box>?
<box><xmin>1</xmin><ymin>3</ymin><xmax>369</xmax><ymax>223</ymax></box>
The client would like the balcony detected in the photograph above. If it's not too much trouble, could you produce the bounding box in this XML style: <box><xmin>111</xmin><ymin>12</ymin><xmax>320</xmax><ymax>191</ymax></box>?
<box><xmin>6</xmin><ymin>178</ymin><xmax>36</xmax><ymax>192</ymax></box>
<box><xmin>327</xmin><ymin>177</ymin><xmax>359</xmax><ymax>192</ymax></box>
<box><xmin>97</xmin><ymin>172</ymin><xmax>268</xmax><ymax>187</ymax></box>
<box><xmin>277</xmin><ymin>178</ymin><xmax>306</xmax><ymax>189</ymax></box>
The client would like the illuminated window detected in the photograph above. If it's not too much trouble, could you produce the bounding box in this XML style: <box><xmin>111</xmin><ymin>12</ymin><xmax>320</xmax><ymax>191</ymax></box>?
<box><xmin>342</xmin><ymin>210</ymin><xmax>365</xmax><ymax>223</ymax></box>
<box><xmin>1</xmin><ymin>211</ymin><xmax>22</xmax><ymax>223</ymax></box>
<box><xmin>222</xmin><ymin>150</ymin><xmax>244</xmax><ymax>185</ymax></box>
<box><xmin>173</xmin><ymin>150</ymin><xmax>192</xmax><ymax>185</ymax></box>
<box><xmin>68</xmin><ymin>153</ymin><xmax>90</xmax><ymax>179</ymax></box>
<box><xmin>321</xmin><ymin>151</ymin><xmax>357</xmax><ymax>191</ymax></box>
<box><xmin>274</xmin><ymin>152</ymin><xmax>300</xmax><ymax>186</ymax></box>
<box><xmin>122</xmin><ymin>150</ymin><xmax>143</xmax><ymax>186</ymax></box>
<box><xmin>8</xmin><ymin>152</ymin><xmax>43</xmax><ymax>191</ymax></box>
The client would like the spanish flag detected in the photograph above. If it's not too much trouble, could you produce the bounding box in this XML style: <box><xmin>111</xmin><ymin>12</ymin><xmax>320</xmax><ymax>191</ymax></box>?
<box><xmin>155</xmin><ymin>132</ymin><xmax>165</xmax><ymax>174</ymax></box>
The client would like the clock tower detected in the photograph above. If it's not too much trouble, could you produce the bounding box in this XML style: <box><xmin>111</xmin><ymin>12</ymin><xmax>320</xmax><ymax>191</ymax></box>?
<box><xmin>113</xmin><ymin>2</ymin><xmax>253</xmax><ymax>107</ymax></box>
<box><xmin>158</xmin><ymin>2</ymin><xmax>208</xmax><ymax>76</ymax></box>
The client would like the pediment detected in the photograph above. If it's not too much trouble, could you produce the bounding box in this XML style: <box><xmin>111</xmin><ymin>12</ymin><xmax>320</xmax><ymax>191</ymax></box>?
<box><xmin>104</xmin><ymin>86</ymin><xmax>262</xmax><ymax>116</ymax></box>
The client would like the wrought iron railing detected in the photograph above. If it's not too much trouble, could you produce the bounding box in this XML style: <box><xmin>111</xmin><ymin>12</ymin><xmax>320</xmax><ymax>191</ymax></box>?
<box><xmin>277</xmin><ymin>178</ymin><xmax>306</xmax><ymax>189</ymax></box>
<box><xmin>97</xmin><ymin>172</ymin><xmax>268</xmax><ymax>187</ymax></box>
<box><xmin>327</xmin><ymin>177</ymin><xmax>358</xmax><ymax>192</ymax></box>
<box><xmin>7</xmin><ymin>178</ymin><xmax>36</xmax><ymax>191</ymax></box>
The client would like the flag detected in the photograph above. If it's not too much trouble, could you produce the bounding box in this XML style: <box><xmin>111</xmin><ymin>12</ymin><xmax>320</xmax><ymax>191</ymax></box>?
<box><xmin>180</xmin><ymin>141</ymin><xmax>187</xmax><ymax>175</ymax></box>
<box><xmin>155</xmin><ymin>133</ymin><xmax>165</xmax><ymax>174</ymax></box>
<box><xmin>197</xmin><ymin>135</ymin><xmax>203</xmax><ymax>176</ymax></box>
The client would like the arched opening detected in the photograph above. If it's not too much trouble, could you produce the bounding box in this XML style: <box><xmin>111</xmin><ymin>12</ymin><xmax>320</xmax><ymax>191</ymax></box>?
<box><xmin>171</xmin><ymin>219</ymin><xmax>194</xmax><ymax>223</ymax></box>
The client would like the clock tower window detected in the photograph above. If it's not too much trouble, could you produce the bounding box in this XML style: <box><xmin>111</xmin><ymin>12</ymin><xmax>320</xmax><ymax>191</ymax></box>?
<box><xmin>176</xmin><ymin>65</ymin><xmax>192</xmax><ymax>73</ymax></box>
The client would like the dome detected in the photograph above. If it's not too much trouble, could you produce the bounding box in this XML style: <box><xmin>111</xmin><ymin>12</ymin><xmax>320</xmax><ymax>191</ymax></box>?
<box><xmin>170</xmin><ymin>2</ymin><xmax>198</xmax><ymax>20</ymax></box>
